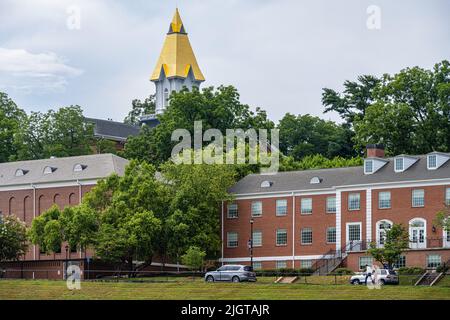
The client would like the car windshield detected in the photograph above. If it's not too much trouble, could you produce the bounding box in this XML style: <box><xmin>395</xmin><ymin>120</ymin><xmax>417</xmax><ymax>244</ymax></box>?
<box><xmin>388</xmin><ymin>270</ymin><xmax>397</xmax><ymax>275</ymax></box>
<box><xmin>243</xmin><ymin>266</ymin><xmax>253</xmax><ymax>272</ymax></box>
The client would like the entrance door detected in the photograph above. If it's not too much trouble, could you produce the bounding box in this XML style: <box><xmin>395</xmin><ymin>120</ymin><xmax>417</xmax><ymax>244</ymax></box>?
<box><xmin>346</xmin><ymin>223</ymin><xmax>362</xmax><ymax>252</ymax></box>
<box><xmin>409</xmin><ymin>219</ymin><xmax>426</xmax><ymax>249</ymax></box>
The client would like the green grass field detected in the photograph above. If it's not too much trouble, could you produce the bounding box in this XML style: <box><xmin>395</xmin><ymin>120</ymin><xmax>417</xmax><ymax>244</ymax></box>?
<box><xmin>1</xmin><ymin>279</ymin><xmax>449</xmax><ymax>300</ymax></box>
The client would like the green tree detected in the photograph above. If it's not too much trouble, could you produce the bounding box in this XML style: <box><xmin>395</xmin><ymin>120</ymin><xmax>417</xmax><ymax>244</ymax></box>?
<box><xmin>0</xmin><ymin>92</ymin><xmax>26</xmax><ymax>163</ymax></box>
<box><xmin>368</xmin><ymin>224</ymin><xmax>410</xmax><ymax>269</ymax></box>
<box><xmin>13</xmin><ymin>106</ymin><xmax>94</xmax><ymax>160</ymax></box>
<box><xmin>181</xmin><ymin>246</ymin><xmax>206</xmax><ymax>272</ymax></box>
<box><xmin>95</xmin><ymin>138</ymin><xmax>117</xmax><ymax>154</ymax></box>
<box><xmin>122</xmin><ymin>86</ymin><xmax>274</xmax><ymax>165</ymax></box>
<box><xmin>124</xmin><ymin>95</ymin><xmax>156</xmax><ymax>125</ymax></box>
<box><xmin>279</xmin><ymin>154</ymin><xmax>363</xmax><ymax>172</ymax></box>
<box><xmin>278</xmin><ymin>113</ymin><xmax>355</xmax><ymax>160</ymax></box>
<box><xmin>434</xmin><ymin>204</ymin><xmax>450</xmax><ymax>233</ymax></box>
<box><xmin>0</xmin><ymin>215</ymin><xmax>29</xmax><ymax>262</ymax></box>
<box><xmin>353</xmin><ymin>61</ymin><xmax>450</xmax><ymax>155</ymax></box>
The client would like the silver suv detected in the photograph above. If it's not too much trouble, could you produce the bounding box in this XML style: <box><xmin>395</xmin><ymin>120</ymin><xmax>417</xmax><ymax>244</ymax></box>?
<box><xmin>350</xmin><ymin>268</ymin><xmax>399</xmax><ymax>285</ymax></box>
<box><xmin>205</xmin><ymin>265</ymin><xmax>257</xmax><ymax>283</ymax></box>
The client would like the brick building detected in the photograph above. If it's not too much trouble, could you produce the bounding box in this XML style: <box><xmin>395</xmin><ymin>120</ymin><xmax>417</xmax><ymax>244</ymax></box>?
<box><xmin>221</xmin><ymin>146</ymin><xmax>450</xmax><ymax>271</ymax></box>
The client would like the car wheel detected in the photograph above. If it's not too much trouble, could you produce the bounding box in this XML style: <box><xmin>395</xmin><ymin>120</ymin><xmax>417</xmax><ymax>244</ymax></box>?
<box><xmin>206</xmin><ymin>276</ymin><xmax>214</xmax><ymax>282</ymax></box>
<box><xmin>351</xmin><ymin>279</ymin><xmax>360</xmax><ymax>285</ymax></box>
<box><xmin>379</xmin><ymin>279</ymin><xmax>385</xmax><ymax>285</ymax></box>
<box><xmin>232</xmin><ymin>276</ymin><xmax>240</xmax><ymax>283</ymax></box>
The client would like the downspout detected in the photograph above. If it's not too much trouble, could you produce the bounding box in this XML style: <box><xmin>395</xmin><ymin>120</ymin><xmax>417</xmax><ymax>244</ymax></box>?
<box><xmin>32</xmin><ymin>184</ymin><xmax>36</xmax><ymax>260</ymax></box>
<box><xmin>221</xmin><ymin>201</ymin><xmax>224</xmax><ymax>266</ymax></box>
<box><xmin>77</xmin><ymin>180</ymin><xmax>82</xmax><ymax>259</ymax></box>
<box><xmin>292</xmin><ymin>192</ymin><xmax>295</xmax><ymax>268</ymax></box>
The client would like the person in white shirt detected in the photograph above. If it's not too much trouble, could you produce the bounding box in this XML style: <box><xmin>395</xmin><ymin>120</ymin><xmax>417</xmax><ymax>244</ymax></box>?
<box><xmin>365</xmin><ymin>265</ymin><xmax>373</xmax><ymax>284</ymax></box>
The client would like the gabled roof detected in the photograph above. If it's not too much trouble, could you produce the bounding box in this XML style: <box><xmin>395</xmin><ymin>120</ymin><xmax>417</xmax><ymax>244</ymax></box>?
<box><xmin>0</xmin><ymin>154</ymin><xmax>129</xmax><ymax>188</ymax></box>
<box><xmin>230</xmin><ymin>154</ymin><xmax>450</xmax><ymax>195</ymax></box>
<box><xmin>150</xmin><ymin>9</ymin><xmax>205</xmax><ymax>82</ymax></box>
<box><xmin>85</xmin><ymin>118</ymin><xmax>140</xmax><ymax>142</ymax></box>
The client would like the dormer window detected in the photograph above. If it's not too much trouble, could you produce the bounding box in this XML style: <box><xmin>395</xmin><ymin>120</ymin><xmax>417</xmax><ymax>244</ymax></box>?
<box><xmin>427</xmin><ymin>152</ymin><xmax>450</xmax><ymax>170</ymax></box>
<box><xmin>14</xmin><ymin>169</ymin><xmax>29</xmax><ymax>177</ymax></box>
<box><xmin>260</xmin><ymin>181</ymin><xmax>273</xmax><ymax>188</ymax></box>
<box><xmin>74</xmin><ymin>164</ymin><xmax>87</xmax><ymax>172</ymax></box>
<box><xmin>310</xmin><ymin>177</ymin><xmax>322</xmax><ymax>184</ymax></box>
<box><xmin>43</xmin><ymin>166</ymin><xmax>57</xmax><ymax>175</ymax></box>
<box><xmin>395</xmin><ymin>158</ymin><xmax>404</xmax><ymax>172</ymax></box>
<box><xmin>364</xmin><ymin>160</ymin><xmax>373</xmax><ymax>174</ymax></box>
<box><xmin>428</xmin><ymin>155</ymin><xmax>437</xmax><ymax>169</ymax></box>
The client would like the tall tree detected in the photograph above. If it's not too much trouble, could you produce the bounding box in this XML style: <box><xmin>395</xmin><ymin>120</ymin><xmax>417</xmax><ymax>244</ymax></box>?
<box><xmin>123</xmin><ymin>95</ymin><xmax>156</xmax><ymax>125</ymax></box>
<box><xmin>0</xmin><ymin>92</ymin><xmax>26</xmax><ymax>163</ymax></box>
<box><xmin>278</xmin><ymin>113</ymin><xmax>355</xmax><ymax>160</ymax></box>
<box><xmin>368</xmin><ymin>224</ymin><xmax>409</xmax><ymax>269</ymax></box>
<box><xmin>354</xmin><ymin>61</ymin><xmax>450</xmax><ymax>155</ymax></box>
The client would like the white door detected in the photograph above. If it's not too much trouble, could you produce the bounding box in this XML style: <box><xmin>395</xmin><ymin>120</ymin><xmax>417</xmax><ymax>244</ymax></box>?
<box><xmin>410</xmin><ymin>227</ymin><xmax>426</xmax><ymax>249</ymax></box>
<box><xmin>444</xmin><ymin>230</ymin><xmax>450</xmax><ymax>248</ymax></box>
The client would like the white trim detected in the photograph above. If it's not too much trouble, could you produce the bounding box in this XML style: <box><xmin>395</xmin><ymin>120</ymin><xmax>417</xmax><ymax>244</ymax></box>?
<box><xmin>375</xmin><ymin>219</ymin><xmax>393</xmax><ymax>248</ymax></box>
<box><xmin>221</xmin><ymin>201</ymin><xmax>224</xmax><ymax>266</ymax></box>
<box><xmin>235</xmin><ymin>189</ymin><xmax>335</xmax><ymax>200</ymax></box>
<box><xmin>409</xmin><ymin>217</ymin><xmax>427</xmax><ymax>249</ymax></box>
<box><xmin>0</xmin><ymin>179</ymin><xmax>98</xmax><ymax>192</ymax></box>
<box><xmin>336</xmin><ymin>191</ymin><xmax>342</xmax><ymax>251</ymax></box>
<box><xmin>346</xmin><ymin>222</ymin><xmax>362</xmax><ymax>247</ymax></box>
<box><xmin>291</xmin><ymin>192</ymin><xmax>295</xmax><ymax>268</ymax></box>
<box><xmin>366</xmin><ymin>188</ymin><xmax>372</xmax><ymax>243</ymax></box>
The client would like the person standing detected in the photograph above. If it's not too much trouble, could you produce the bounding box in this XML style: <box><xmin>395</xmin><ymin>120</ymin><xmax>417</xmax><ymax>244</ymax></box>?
<box><xmin>365</xmin><ymin>265</ymin><xmax>373</xmax><ymax>284</ymax></box>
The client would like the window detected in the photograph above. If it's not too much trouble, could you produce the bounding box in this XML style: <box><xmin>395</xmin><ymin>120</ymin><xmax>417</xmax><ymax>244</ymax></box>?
<box><xmin>275</xmin><ymin>261</ymin><xmax>287</xmax><ymax>269</ymax></box>
<box><xmin>364</xmin><ymin>160</ymin><xmax>373</xmax><ymax>174</ymax></box>
<box><xmin>276</xmin><ymin>229</ymin><xmax>287</xmax><ymax>246</ymax></box>
<box><xmin>427</xmin><ymin>255</ymin><xmax>441</xmax><ymax>268</ymax></box>
<box><xmin>276</xmin><ymin>199</ymin><xmax>288</xmax><ymax>216</ymax></box>
<box><xmin>14</xmin><ymin>169</ymin><xmax>28</xmax><ymax>177</ymax></box>
<box><xmin>310</xmin><ymin>177</ymin><xmax>322</xmax><ymax>184</ymax></box>
<box><xmin>252</xmin><ymin>262</ymin><xmax>262</xmax><ymax>270</ymax></box>
<box><xmin>393</xmin><ymin>256</ymin><xmax>406</xmax><ymax>269</ymax></box>
<box><xmin>378</xmin><ymin>192</ymin><xmax>391</xmax><ymax>209</ymax></box>
<box><xmin>227</xmin><ymin>204</ymin><xmax>238</xmax><ymax>219</ymax></box>
<box><xmin>261</xmin><ymin>181</ymin><xmax>273</xmax><ymax>188</ymax></box>
<box><xmin>446</xmin><ymin>188</ymin><xmax>450</xmax><ymax>206</ymax></box>
<box><xmin>227</xmin><ymin>232</ymin><xmax>238</xmax><ymax>248</ymax></box>
<box><xmin>412</xmin><ymin>189</ymin><xmax>425</xmax><ymax>207</ymax></box>
<box><xmin>348</xmin><ymin>224</ymin><xmax>361</xmax><ymax>242</ymax></box>
<box><xmin>164</xmin><ymin>88</ymin><xmax>169</xmax><ymax>107</ymax></box>
<box><xmin>326</xmin><ymin>196</ymin><xmax>336</xmax><ymax>213</ymax></box>
<box><xmin>252</xmin><ymin>231</ymin><xmax>262</xmax><ymax>247</ymax></box>
<box><xmin>300</xmin><ymin>198</ymin><xmax>312</xmax><ymax>214</ymax></box>
<box><xmin>428</xmin><ymin>155</ymin><xmax>437</xmax><ymax>169</ymax></box>
<box><xmin>395</xmin><ymin>158</ymin><xmax>404</xmax><ymax>172</ymax></box>
<box><xmin>251</xmin><ymin>201</ymin><xmax>262</xmax><ymax>217</ymax></box>
<box><xmin>301</xmin><ymin>228</ymin><xmax>313</xmax><ymax>245</ymax></box>
<box><xmin>43</xmin><ymin>166</ymin><xmax>56</xmax><ymax>175</ymax></box>
<box><xmin>359</xmin><ymin>256</ymin><xmax>373</xmax><ymax>270</ymax></box>
<box><xmin>326</xmin><ymin>227</ymin><xmax>336</xmax><ymax>243</ymax></box>
<box><xmin>348</xmin><ymin>193</ymin><xmax>361</xmax><ymax>211</ymax></box>
<box><xmin>300</xmin><ymin>260</ymin><xmax>312</xmax><ymax>269</ymax></box>
<box><xmin>377</xmin><ymin>220</ymin><xmax>392</xmax><ymax>246</ymax></box>
<box><xmin>73</xmin><ymin>164</ymin><xmax>86</xmax><ymax>172</ymax></box>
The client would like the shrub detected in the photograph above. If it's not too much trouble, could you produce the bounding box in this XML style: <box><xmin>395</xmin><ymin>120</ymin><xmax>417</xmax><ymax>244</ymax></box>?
<box><xmin>298</xmin><ymin>268</ymin><xmax>315</xmax><ymax>276</ymax></box>
<box><xmin>436</xmin><ymin>263</ymin><xmax>449</xmax><ymax>274</ymax></box>
<box><xmin>332</xmin><ymin>268</ymin><xmax>354</xmax><ymax>275</ymax></box>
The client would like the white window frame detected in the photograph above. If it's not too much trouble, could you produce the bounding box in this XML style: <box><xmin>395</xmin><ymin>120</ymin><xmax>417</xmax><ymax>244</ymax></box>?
<box><xmin>346</xmin><ymin>222</ymin><xmax>362</xmax><ymax>250</ymax></box>
<box><xmin>251</xmin><ymin>201</ymin><xmax>262</xmax><ymax>217</ymax></box>
<box><xmin>364</xmin><ymin>160</ymin><xmax>373</xmax><ymax>174</ymax></box>
<box><xmin>446</xmin><ymin>187</ymin><xmax>450</xmax><ymax>206</ymax></box>
<box><xmin>326</xmin><ymin>196</ymin><xmax>336</xmax><ymax>213</ymax></box>
<box><xmin>427</xmin><ymin>254</ymin><xmax>441</xmax><ymax>268</ymax></box>
<box><xmin>275</xmin><ymin>261</ymin><xmax>287</xmax><ymax>269</ymax></box>
<box><xmin>252</xmin><ymin>261</ymin><xmax>262</xmax><ymax>270</ymax></box>
<box><xmin>301</xmin><ymin>228</ymin><xmax>313</xmax><ymax>245</ymax></box>
<box><xmin>300</xmin><ymin>198</ymin><xmax>313</xmax><ymax>215</ymax></box>
<box><xmin>376</xmin><ymin>219</ymin><xmax>393</xmax><ymax>248</ymax></box>
<box><xmin>348</xmin><ymin>193</ymin><xmax>361</xmax><ymax>211</ymax></box>
<box><xmin>276</xmin><ymin>229</ymin><xmax>288</xmax><ymax>246</ymax></box>
<box><xmin>276</xmin><ymin>199</ymin><xmax>288</xmax><ymax>216</ymax></box>
<box><xmin>326</xmin><ymin>227</ymin><xmax>336</xmax><ymax>244</ymax></box>
<box><xmin>412</xmin><ymin>189</ymin><xmax>425</xmax><ymax>207</ymax></box>
<box><xmin>227</xmin><ymin>232</ymin><xmax>238</xmax><ymax>248</ymax></box>
<box><xmin>409</xmin><ymin>218</ymin><xmax>426</xmax><ymax>249</ymax></box>
<box><xmin>359</xmin><ymin>256</ymin><xmax>373</xmax><ymax>270</ymax></box>
<box><xmin>300</xmin><ymin>260</ymin><xmax>312</xmax><ymax>269</ymax></box>
<box><xmin>227</xmin><ymin>203</ymin><xmax>238</xmax><ymax>219</ymax></box>
<box><xmin>394</xmin><ymin>157</ymin><xmax>404</xmax><ymax>172</ymax></box>
<box><xmin>378</xmin><ymin>191</ymin><xmax>391</xmax><ymax>209</ymax></box>
<box><xmin>252</xmin><ymin>230</ymin><xmax>262</xmax><ymax>247</ymax></box>
<box><xmin>427</xmin><ymin>155</ymin><xmax>437</xmax><ymax>170</ymax></box>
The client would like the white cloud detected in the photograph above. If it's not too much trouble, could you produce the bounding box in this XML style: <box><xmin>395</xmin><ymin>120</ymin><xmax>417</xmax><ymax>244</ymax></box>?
<box><xmin>0</xmin><ymin>48</ymin><xmax>83</xmax><ymax>94</ymax></box>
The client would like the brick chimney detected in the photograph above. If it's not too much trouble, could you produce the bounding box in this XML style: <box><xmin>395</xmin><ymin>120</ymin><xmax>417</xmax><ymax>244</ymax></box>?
<box><xmin>366</xmin><ymin>144</ymin><xmax>385</xmax><ymax>158</ymax></box>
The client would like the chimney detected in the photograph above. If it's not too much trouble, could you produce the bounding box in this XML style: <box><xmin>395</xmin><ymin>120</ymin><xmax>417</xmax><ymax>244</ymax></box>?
<box><xmin>366</xmin><ymin>144</ymin><xmax>385</xmax><ymax>158</ymax></box>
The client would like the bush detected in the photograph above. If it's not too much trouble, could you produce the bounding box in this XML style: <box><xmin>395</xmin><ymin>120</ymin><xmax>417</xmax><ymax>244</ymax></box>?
<box><xmin>254</xmin><ymin>268</ymin><xmax>315</xmax><ymax>277</ymax></box>
<box><xmin>436</xmin><ymin>263</ymin><xmax>449</xmax><ymax>274</ymax></box>
<box><xmin>397</xmin><ymin>267</ymin><xmax>426</xmax><ymax>275</ymax></box>
<box><xmin>332</xmin><ymin>268</ymin><xmax>354</xmax><ymax>275</ymax></box>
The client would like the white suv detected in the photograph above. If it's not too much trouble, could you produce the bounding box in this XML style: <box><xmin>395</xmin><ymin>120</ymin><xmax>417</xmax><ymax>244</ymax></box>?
<box><xmin>350</xmin><ymin>268</ymin><xmax>399</xmax><ymax>285</ymax></box>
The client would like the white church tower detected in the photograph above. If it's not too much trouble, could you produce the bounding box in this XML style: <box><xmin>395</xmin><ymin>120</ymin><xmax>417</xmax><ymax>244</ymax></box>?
<box><xmin>150</xmin><ymin>9</ymin><xmax>205</xmax><ymax>114</ymax></box>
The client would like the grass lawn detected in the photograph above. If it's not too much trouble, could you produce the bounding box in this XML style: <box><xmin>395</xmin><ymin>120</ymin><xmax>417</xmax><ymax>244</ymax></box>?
<box><xmin>1</xmin><ymin>279</ymin><xmax>449</xmax><ymax>300</ymax></box>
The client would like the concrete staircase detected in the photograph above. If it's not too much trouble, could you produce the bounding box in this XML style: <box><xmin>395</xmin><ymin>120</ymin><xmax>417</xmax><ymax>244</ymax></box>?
<box><xmin>414</xmin><ymin>271</ymin><xmax>444</xmax><ymax>286</ymax></box>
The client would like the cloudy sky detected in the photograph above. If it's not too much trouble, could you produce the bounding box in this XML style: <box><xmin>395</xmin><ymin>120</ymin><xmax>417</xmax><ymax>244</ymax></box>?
<box><xmin>0</xmin><ymin>0</ymin><xmax>449</xmax><ymax>123</ymax></box>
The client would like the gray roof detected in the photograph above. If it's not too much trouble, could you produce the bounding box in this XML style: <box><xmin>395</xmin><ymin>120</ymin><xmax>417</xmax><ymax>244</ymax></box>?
<box><xmin>85</xmin><ymin>118</ymin><xmax>140</xmax><ymax>142</ymax></box>
<box><xmin>0</xmin><ymin>154</ymin><xmax>129</xmax><ymax>187</ymax></box>
<box><xmin>230</xmin><ymin>154</ymin><xmax>450</xmax><ymax>195</ymax></box>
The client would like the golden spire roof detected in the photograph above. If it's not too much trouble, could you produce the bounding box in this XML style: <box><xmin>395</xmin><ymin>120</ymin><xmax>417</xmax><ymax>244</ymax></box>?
<box><xmin>150</xmin><ymin>9</ymin><xmax>205</xmax><ymax>82</ymax></box>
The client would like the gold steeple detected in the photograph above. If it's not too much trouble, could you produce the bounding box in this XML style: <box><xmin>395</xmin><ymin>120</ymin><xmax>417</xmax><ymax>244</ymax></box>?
<box><xmin>150</xmin><ymin>9</ymin><xmax>205</xmax><ymax>82</ymax></box>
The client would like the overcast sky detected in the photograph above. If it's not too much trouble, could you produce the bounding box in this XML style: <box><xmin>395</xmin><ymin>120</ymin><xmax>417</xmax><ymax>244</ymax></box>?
<box><xmin>0</xmin><ymin>0</ymin><xmax>449</xmax><ymax>124</ymax></box>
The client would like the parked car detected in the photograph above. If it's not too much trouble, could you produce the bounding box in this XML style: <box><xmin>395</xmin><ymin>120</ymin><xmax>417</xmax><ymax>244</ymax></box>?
<box><xmin>350</xmin><ymin>268</ymin><xmax>399</xmax><ymax>285</ymax></box>
<box><xmin>205</xmin><ymin>265</ymin><xmax>256</xmax><ymax>283</ymax></box>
